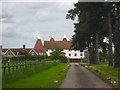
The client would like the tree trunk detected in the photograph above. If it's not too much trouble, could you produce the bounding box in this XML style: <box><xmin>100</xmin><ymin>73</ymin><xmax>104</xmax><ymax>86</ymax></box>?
<box><xmin>114</xmin><ymin>8</ymin><xmax>120</xmax><ymax>68</ymax></box>
<box><xmin>89</xmin><ymin>46</ymin><xmax>94</xmax><ymax>64</ymax></box>
<box><xmin>95</xmin><ymin>33</ymin><xmax>99</xmax><ymax>64</ymax></box>
<box><xmin>108</xmin><ymin>13</ymin><xmax>113</xmax><ymax>66</ymax></box>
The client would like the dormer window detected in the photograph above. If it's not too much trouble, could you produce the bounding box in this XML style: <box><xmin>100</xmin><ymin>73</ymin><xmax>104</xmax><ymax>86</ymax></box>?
<box><xmin>8</xmin><ymin>52</ymin><xmax>10</xmax><ymax>55</ymax></box>
<box><xmin>17</xmin><ymin>52</ymin><xmax>19</xmax><ymax>55</ymax></box>
<box><xmin>75</xmin><ymin>53</ymin><xmax>77</xmax><ymax>56</ymax></box>
<box><xmin>32</xmin><ymin>52</ymin><xmax>34</xmax><ymax>55</ymax></box>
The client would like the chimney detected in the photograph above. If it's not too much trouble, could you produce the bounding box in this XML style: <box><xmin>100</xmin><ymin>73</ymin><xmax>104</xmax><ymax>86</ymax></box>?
<box><xmin>0</xmin><ymin>45</ymin><xmax>2</xmax><ymax>49</ymax></box>
<box><xmin>23</xmin><ymin>44</ymin><xmax>25</xmax><ymax>49</ymax></box>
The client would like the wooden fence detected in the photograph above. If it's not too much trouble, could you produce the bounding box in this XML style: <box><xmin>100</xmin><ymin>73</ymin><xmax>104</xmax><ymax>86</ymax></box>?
<box><xmin>1</xmin><ymin>61</ymin><xmax>41</xmax><ymax>75</ymax></box>
<box><xmin>0</xmin><ymin>60</ymin><xmax>58</xmax><ymax>76</ymax></box>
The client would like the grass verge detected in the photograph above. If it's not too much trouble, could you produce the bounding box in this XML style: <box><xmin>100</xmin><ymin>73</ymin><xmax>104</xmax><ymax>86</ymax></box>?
<box><xmin>80</xmin><ymin>62</ymin><xmax>119</xmax><ymax>89</ymax></box>
<box><xmin>3</xmin><ymin>63</ymin><xmax>69</xmax><ymax>88</ymax></box>
<box><xmin>2</xmin><ymin>61</ymin><xmax>59</xmax><ymax>85</ymax></box>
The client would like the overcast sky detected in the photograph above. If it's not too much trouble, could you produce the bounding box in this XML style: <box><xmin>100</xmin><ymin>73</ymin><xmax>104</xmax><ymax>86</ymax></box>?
<box><xmin>0</xmin><ymin>0</ymin><xmax>78</xmax><ymax>48</ymax></box>
<box><xmin>1</xmin><ymin>0</ymin><xmax>119</xmax><ymax>48</ymax></box>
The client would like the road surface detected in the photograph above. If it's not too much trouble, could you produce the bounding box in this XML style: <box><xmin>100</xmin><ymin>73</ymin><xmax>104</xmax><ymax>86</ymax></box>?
<box><xmin>60</xmin><ymin>63</ymin><xmax>112</xmax><ymax>88</ymax></box>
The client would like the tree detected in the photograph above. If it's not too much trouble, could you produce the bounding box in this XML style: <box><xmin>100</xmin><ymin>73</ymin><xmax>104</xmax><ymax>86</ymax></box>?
<box><xmin>66</xmin><ymin>2</ymin><xmax>119</xmax><ymax>67</ymax></box>
<box><xmin>67</xmin><ymin>2</ymin><xmax>107</xmax><ymax>64</ymax></box>
<box><xmin>50</xmin><ymin>48</ymin><xmax>67</xmax><ymax>63</ymax></box>
<box><xmin>113</xmin><ymin>2</ymin><xmax>120</xmax><ymax>68</ymax></box>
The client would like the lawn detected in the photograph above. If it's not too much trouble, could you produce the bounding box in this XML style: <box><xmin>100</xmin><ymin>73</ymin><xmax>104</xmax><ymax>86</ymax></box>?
<box><xmin>80</xmin><ymin>62</ymin><xmax>119</xmax><ymax>89</ymax></box>
<box><xmin>3</xmin><ymin>63</ymin><xmax>69</xmax><ymax>88</ymax></box>
<box><xmin>2</xmin><ymin>61</ymin><xmax>59</xmax><ymax>85</ymax></box>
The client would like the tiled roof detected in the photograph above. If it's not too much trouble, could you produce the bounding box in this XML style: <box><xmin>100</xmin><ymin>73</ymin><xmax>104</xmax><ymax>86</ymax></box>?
<box><xmin>2</xmin><ymin>49</ymin><xmax>8</xmax><ymax>52</ymax></box>
<box><xmin>2</xmin><ymin>48</ymin><xmax>32</xmax><ymax>55</ymax></box>
<box><xmin>2</xmin><ymin>37</ymin><xmax>72</xmax><ymax>55</ymax></box>
<box><xmin>34</xmin><ymin>39</ymin><xmax>46</xmax><ymax>52</ymax></box>
<box><xmin>44</xmin><ymin>38</ymin><xmax>72</xmax><ymax>50</ymax></box>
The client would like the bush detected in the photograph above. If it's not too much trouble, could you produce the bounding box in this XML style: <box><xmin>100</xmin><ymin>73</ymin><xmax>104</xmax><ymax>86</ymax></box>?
<box><xmin>48</xmin><ymin>48</ymin><xmax>68</xmax><ymax>63</ymax></box>
<box><xmin>3</xmin><ymin>54</ymin><xmax>49</xmax><ymax>62</ymax></box>
<box><xmin>60</xmin><ymin>56</ymin><xmax>68</xmax><ymax>63</ymax></box>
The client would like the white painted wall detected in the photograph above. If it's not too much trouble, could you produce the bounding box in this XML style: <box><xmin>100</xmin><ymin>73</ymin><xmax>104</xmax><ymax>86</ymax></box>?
<box><xmin>46</xmin><ymin>50</ymin><xmax>52</xmax><ymax>56</ymax></box>
<box><xmin>46</xmin><ymin>49</ymin><xmax>84</xmax><ymax>59</ymax></box>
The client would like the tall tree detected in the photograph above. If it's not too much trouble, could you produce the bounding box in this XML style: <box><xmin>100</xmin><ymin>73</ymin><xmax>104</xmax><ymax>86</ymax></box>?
<box><xmin>104</xmin><ymin>2</ymin><xmax>119</xmax><ymax>66</ymax></box>
<box><xmin>108</xmin><ymin>12</ymin><xmax>113</xmax><ymax>66</ymax></box>
<box><xmin>113</xmin><ymin>3</ymin><xmax>120</xmax><ymax>68</ymax></box>
<box><xmin>66</xmin><ymin>2</ymin><xmax>119</xmax><ymax>67</ymax></box>
<box><xmin>67</xmin><ymin>2</ymin><xmax>107</xmax><ymax>64</ymax></box>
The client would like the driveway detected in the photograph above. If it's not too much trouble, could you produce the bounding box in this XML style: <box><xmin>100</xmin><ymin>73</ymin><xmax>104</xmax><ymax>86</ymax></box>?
<box><xmin>60</xmin><ymin>63</ymin><xmax>112</xmax><ymax>88</ymax></box>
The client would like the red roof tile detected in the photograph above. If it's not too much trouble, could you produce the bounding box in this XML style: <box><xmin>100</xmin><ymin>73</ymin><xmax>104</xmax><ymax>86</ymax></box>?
<box><xmin>34</xmin><ymin>39</ymin><xmax>46</xmax><ymax>52</ymax></box>
<box><xmin>44</xmin><ymin>38</ymin><xmax>72</xmax><ymax>50</ymax></box>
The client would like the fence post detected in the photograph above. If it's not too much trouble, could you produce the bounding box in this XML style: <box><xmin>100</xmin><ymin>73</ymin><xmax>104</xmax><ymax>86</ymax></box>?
<box><xmin>13</xmin><ymin>62</ymin><xmax>14</xmax><ymax>72</ymax></box>
<box><xmin>20</xmin><ymin>61</ymin><xmax>21</xmax><ymax>69</ymax></box>
<box><xmin>8</xmin><ymin>62</ymin><xmax>10</xmax><ymax>74</ymax></box>
<box><xmin>3</xmin><ymin>62</ymin><xmax>6</xmax><ymax>75</ymax></box>
<box><xmin>23</xmin><ymin>61</ymin><xmax>27</xmax><ymax>68</ymax></box>
<box><xmin>16</xmin><ymin>62</ymin><xmax>18</xmax><ymax>70</ymax></box>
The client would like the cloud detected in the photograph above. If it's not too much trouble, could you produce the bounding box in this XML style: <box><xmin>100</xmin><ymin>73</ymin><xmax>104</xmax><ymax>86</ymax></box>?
<box><xmin>1</xmin><ymin>2</ymin><xmax>75</xmax><ymax>48</ymax></box>
<box><xmin>1</xmin><ymin>0</ymin><xmax>78</xmax><ymax>2</ymax></box>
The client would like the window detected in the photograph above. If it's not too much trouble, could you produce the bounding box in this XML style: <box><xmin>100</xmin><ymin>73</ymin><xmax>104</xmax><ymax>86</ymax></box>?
<box><xmin>74</xmin><ymin>53</ymin><xmax>77</xmax><ymax>56</ymax></box>
<box><xmin>80</xmin><ymin>54</ymin><xmax>83</xmax><ymax>56</ymax></box>
<box><xmin>69</xmin><ymin>54</ymin><xmax>71</xmax><ymax>56</ymax></box>
<box><xmin>39</xmin><ymin>52</ymin><xmax>41</xmax><ymax>55</ymax></box>
<box><xmin>32</xmin><ymin>52</ymin><xmax>34</xmax><ymax>55</ymax></box>
<box><xmin>80</xmin><ymin>50</ymin><xmax>83</xmax><ymax>52</ymax></box>
<box><xmin>8</xmin><ymin>52</ymin><xmax>10</xmax><ymax>55</ymax></box>
<box><xmin>17</xmin><ymin>52</ymin><xmax>19</xmax><ymax>55</ymax></box>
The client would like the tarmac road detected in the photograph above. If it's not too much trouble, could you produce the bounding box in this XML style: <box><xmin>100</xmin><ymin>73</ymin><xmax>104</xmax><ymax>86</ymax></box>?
<box><xmin>60</xmin><ymin>63</ymin><xmax>112</xmax><ymax>88</ymax></box>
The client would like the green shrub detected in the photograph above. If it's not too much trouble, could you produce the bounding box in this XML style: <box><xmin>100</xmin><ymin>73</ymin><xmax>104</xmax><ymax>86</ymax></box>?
<box><xmin>60</xmin><ymin>56</ymin><xmax>68</xmax><ymax>63</ymax></box>
<box><xmin>48</xmin><ymin>48</ymin><xmax>68</xmax><ymax>63</ymax></box>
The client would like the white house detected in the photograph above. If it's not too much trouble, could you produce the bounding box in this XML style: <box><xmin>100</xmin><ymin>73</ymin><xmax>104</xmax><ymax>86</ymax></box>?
<box><xmin>44</xmin><ymin>35</ymin><xmax>85</xmax><ymax>63</ymax></box>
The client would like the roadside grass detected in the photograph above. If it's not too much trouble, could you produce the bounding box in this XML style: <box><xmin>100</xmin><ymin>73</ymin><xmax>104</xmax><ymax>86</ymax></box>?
<box><xmin>80</xmin><ymin>62</ymin><xmax>119</xmax><ymax>89</ymax></box>
<box><xmin>2</xmin><ymin>61</ymin><xmax>59</xmax><ymax>85</ymax></box>
<box><xmin>3</xmin><ymin>63</ymin><xmax>69</xmax><ymax>88</ymax></box>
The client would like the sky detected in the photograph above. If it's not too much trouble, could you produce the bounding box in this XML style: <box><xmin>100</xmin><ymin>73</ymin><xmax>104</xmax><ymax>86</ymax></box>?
<box><xmin>0</xmin><ymin>0</ymin><xmax>78</xmax><ymax>48</ymax></box>
<box><xmin>1</xmin><ymin>0</ymin><xmax>119</xmax><ymax>48</ymax></box>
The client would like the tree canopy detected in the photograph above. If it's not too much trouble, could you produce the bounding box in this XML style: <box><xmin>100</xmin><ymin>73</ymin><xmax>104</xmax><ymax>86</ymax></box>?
<box><xmin>66</xmin><ymin>2</ymin><xmax>120</xmax><ymax>68</ymax></box>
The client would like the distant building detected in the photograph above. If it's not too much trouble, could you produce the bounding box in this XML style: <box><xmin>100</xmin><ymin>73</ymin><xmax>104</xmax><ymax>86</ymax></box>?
<box><xmin>44</xmin><ymin>35</ymin><xmax>84</xmax><ymax>63</ymax></box>
<box><xmin>1</xmin><ymin>35</ymin><xmax>89</xmax><ymax>63</ymax></box>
